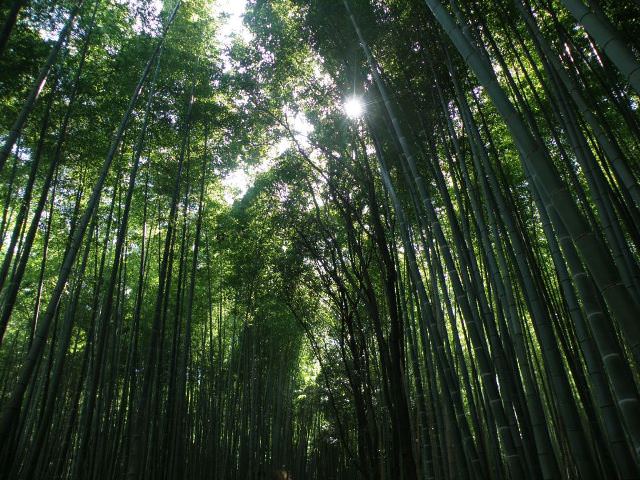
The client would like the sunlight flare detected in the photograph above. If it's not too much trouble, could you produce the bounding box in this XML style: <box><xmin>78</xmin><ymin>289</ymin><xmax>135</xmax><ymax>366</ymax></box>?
<box><xmin>344</xmin><ymin>96</ymin><xmax>364</xmax><ymax>118</ymax></box>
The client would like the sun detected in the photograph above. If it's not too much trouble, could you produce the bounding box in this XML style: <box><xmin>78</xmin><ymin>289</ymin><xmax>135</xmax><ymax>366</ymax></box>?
<box><xmin>344</xmin><ymin>96</ymin><xmax>364</xmax><ymax>119</ymax></box>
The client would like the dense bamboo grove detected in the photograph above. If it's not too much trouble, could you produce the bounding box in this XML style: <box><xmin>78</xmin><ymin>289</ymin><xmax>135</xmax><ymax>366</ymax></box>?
<box><xmin>1</xmin><ymin>0</ymin><xmax>640</xmax><ymax>478</ymax></box>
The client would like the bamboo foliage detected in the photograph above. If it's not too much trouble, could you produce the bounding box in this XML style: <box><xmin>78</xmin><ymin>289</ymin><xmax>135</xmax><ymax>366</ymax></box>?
<box><xmin>0</xmin><ymin>0</ymin><xmax>639</xmax><ymax>479</ymax></box>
